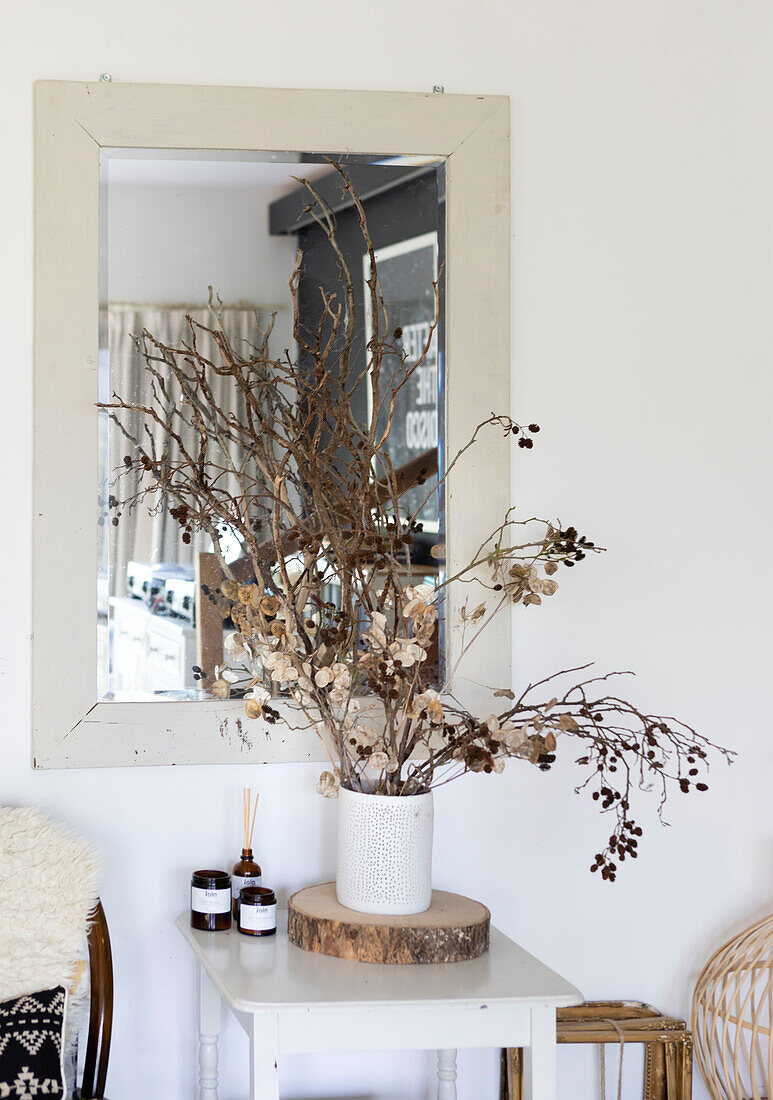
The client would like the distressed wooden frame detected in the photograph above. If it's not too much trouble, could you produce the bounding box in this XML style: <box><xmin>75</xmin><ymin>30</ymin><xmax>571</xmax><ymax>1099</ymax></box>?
<box><xmin>33</xmin><ymin>80</ymin><xmax>511</xmax><ymax>768</ymax></box>
<box><xmin>501</xmin><ymin>1002</ymin><xmax>693</xmax><ymax>1100</ymax></box>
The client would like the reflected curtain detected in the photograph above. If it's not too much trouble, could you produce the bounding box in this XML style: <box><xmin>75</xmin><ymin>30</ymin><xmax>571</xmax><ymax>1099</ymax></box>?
<box><xmin>105</xmin><ymin>306</ymin><xmax>272</xmax><ymax>597</ymax></box>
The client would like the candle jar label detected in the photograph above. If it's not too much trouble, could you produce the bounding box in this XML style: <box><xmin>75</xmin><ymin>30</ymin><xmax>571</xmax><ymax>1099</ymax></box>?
<box><xmin>239</xmin><ymin>903</ymin><xmax>276</xmax><ymax>932</ymax></box>
<box><xmin>191</xmin><ymin>885</ymin><xmax>231</xmax><ymax>914</ymax></box>
<box><xmin>232</xmin><ymin>873</ymin><xmax>262</xmax><ymax>899</ymax></box>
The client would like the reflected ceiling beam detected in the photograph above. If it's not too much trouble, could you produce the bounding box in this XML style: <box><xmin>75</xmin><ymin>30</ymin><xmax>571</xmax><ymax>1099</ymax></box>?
<box><xmin>269</xmin><ymin>163</ymin><xmax>443</xmax><ymax>236</ymax></box>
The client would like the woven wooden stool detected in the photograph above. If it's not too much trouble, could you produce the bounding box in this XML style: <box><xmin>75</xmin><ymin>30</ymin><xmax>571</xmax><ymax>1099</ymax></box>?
<box><xmin>500</xmin><ymin>1001</ymin><xmax>692</xmax><ymax>1100</ymax></box>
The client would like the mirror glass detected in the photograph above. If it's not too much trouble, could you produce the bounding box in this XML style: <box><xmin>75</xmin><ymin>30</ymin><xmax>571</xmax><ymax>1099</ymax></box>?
<box><xmin>97</xmin><ymin>149</ymin><xmax>446</xmax><ymax>701</ymax></box>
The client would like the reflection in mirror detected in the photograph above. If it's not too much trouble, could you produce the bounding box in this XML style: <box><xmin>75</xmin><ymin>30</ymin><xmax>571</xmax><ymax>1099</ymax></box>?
<box><xmin>97</xmin><ymin>151</ymin><xmax>446</xmax><ymax>702</ymax></box>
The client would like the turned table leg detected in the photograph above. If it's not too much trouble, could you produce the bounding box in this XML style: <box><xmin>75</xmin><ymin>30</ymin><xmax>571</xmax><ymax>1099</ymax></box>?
<box><xmin>198</xmin><ymin>965</ymin><xmax>221</xmax><ymax>1100</ymax></box>
<box><xmin>524</xmin><ymin>1005</ymin><xmax>557</xmax><ymax>1100</ymax></box>
<box><xmin>250</xmin><ymin>1012</ymin><xmax>280</xmax><ymax>1100</ymax></box>
<box><xmin>437</xmin><ymin>1048</ymin><xmax>458</xmax><ymax>1100</ymax></box>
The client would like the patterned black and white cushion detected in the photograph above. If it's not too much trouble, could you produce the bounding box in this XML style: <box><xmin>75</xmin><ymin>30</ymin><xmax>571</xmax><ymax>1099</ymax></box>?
<box><xmin>0</xmin><ymin>987</ymin><xmax>67</xmax><ymax>1098</ymax></box>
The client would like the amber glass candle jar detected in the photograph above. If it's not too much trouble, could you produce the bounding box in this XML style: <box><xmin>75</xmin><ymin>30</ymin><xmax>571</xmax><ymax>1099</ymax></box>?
<box><xmin>237</xmin><ymin>886</ymin><xmax>277</xmax><ymax>936</ymax></box>
<box><xmin>232</xmin><ymin>848</ymin><xmax>262</xmax><ymax>918</ymax></box>
<box><xmin>190</xmin><ymin>870</ymin><xmax>232</xmax><ymax>931</ymax></box>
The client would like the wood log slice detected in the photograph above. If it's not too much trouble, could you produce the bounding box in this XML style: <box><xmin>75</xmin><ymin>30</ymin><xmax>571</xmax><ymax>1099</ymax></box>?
<box><xmin>287</xmin><ymin>882</ymin><xmax>490</xmax><ymax>964</ymax></box>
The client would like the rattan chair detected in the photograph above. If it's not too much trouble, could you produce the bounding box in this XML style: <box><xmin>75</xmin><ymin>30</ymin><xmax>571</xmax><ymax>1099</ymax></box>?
<box><xmin>500</xmin><ymin>1001</ymin><xmax>692</xmax><ymax>1100</ymax></box>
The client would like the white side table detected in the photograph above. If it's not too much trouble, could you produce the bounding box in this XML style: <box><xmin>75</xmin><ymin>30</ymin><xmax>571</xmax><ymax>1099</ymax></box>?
<box><xmin>176</xmin><ymin>911</ymin><xmax>581</xmax><ymax>1100</ymax></box>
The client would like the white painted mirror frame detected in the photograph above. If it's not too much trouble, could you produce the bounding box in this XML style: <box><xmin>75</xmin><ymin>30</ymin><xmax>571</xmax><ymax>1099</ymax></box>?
<box><xmin>33</xmin><ymin>80</ymin><xmax>511</xmax><ymax>769</ymax></box>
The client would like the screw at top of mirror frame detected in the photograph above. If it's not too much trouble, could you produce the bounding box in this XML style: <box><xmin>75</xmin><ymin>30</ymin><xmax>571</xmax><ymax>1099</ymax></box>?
<box><xmin>433</xmin><ymin>85</ymin><xmax>445</xmax><ymax>94</ymax></box>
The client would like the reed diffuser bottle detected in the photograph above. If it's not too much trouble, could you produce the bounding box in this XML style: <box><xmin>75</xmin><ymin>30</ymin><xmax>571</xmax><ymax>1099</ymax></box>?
<box><xmin>233</xmin><ymin>788</ymin><xmax>262</xmax><ymax>917</ymax></box>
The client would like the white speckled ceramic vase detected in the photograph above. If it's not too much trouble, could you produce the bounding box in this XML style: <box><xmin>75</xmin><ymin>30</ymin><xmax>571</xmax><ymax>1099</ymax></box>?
<box><xmin>335</xmin><ymin>787</ymin><xmax>434</xmax><ymax>915</ymax></box>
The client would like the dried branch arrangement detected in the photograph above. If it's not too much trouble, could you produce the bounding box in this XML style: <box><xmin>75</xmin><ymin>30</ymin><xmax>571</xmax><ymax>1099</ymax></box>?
<box><xmin>99</xmin><ymin>164</ymin><xmax>732</xmax><ymax>880</ymax></box>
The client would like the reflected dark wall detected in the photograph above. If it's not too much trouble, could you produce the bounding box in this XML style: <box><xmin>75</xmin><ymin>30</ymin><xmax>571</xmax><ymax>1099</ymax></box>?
<box><xmin>269</xmin><ymin>167</ymin><xmax>446</xmax><ymax>680</ymax></box>
<box><xmin>270</xmin><ymin>168</ymin><xmax>444</xmax><ymax>437</ymax></box>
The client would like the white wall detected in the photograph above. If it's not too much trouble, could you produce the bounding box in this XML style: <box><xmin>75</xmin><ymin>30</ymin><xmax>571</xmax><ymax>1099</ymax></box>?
<box><xmin>106</xmin><ymin>174</ymin><xmax>296</xmax><ymax>308</ymax></box>
<box><xmin>2</xmin><ymin>2</ymin><xmax>771</xmax><ymax>1098</ymax></box>
<box><xmin>106</xmin><ymin>171</ymin><xmax>297</xmax><ymax>355</ymax></box>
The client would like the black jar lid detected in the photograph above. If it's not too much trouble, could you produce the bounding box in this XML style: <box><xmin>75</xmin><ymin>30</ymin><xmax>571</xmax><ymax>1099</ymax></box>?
<box><xmin>239</xmin><ymin>885</ymin><xmax>276</xmax><ymax>906</ymax></box>
<box><xmin>192</xmin><ymin>869</ymin><xmax>231</xmax><ymax>889</ymax></box>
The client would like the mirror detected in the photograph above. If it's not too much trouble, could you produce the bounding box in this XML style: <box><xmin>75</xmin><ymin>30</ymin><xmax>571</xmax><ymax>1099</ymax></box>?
<box><xmin>33</xmin><ymin>81</ymin><xmax>509</xmax><ymax>767</ymax></box>
<box><xmin>97</xmin><ymin>150</ymin><xmax>446</xmax><ymax>702</ymax></box>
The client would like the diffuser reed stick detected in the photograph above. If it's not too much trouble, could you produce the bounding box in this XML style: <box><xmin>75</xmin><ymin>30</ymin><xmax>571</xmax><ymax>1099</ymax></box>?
<box><xmin>243</xmin><ymin>787</ymin><xmax>259</xmax><ymax>851</ymax></box>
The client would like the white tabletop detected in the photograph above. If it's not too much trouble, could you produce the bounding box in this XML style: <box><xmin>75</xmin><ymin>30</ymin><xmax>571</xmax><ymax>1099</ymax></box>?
<box><xmin>176</xmin><ymin>911</ymin><xmax>581</xmax><ymax>1014</ymax></box>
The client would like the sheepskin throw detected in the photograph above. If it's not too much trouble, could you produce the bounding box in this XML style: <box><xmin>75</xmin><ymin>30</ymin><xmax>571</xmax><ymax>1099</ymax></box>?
<box><xmin>0</xmin><ymin>808</ymin><xmax>100</xmax><ymax>1011</ymax></box>
<box><xmin>0</xmin><ymin>986</ymin><xmax>68</xmax><ymax>1097</ymax></box>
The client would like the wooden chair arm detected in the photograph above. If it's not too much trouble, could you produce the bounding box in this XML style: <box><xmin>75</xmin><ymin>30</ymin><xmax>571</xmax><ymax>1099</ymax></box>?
<box><xmin>79</xmin><ymin>899</ymin><xmax>113</xmax><ymax>1100</ymax></box>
